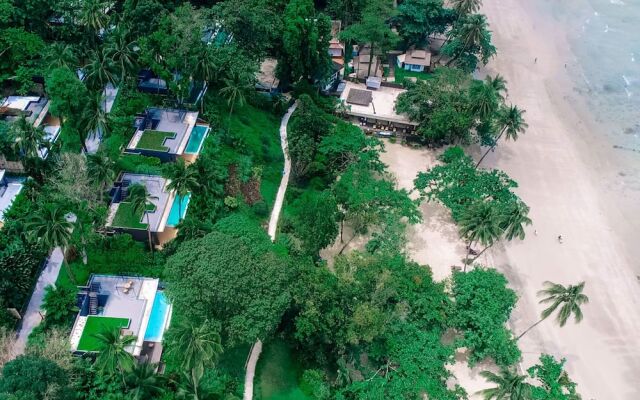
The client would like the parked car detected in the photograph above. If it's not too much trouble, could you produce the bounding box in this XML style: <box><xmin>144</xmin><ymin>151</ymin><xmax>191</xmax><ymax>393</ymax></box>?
<box><xmin>375</xmin><ymin>131</ymin><xmax>395</xmax><ymax>138</ymax></box>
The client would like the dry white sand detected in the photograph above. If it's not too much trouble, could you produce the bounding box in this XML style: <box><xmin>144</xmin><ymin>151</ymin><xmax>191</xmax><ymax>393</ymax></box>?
<box><xmin>379</xmin><ymin>1</ymin><xmax>640</xmax><ymax>398</ymax></box>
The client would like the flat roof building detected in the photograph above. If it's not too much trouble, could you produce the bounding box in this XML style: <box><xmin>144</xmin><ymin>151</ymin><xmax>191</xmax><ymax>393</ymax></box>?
<box><xmin>339</xmin><ymin>81</ymin><xmax>417</xmax><ymax>129</ymax></box>
<box><xmin>0</xmin><ymin>170</ymin><xmax>23</xmax><ymax>228</ymax></box>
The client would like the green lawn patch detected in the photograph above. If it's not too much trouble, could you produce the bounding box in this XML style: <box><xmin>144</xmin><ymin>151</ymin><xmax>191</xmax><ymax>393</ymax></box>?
<box><xmin>111</xmin><ymin>202</ymin><xmax>155</xmax><ymax>230</ymax></box>
<box><xmin>77</xmin><ymin>316</ymin><xmax>131</xmax><ymax>352</ymax></box>
<box><xmin>135</xmin><ymin>130</ymin><xmax>175</xmax><ymax>152</ymax></box>
<box><xmin>256</xmin><ymin>339</ymin><xmax>310</xmax><ymax>400</ymax></box>
<box><xmin>394</xmin><ymin>67</ymin><xmax>433</xmax><ymax>83</ymax></box>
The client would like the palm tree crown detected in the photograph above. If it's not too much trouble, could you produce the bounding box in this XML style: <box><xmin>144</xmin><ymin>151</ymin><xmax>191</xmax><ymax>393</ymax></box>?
<box><xmin>165</xmin><ymin>320</ymin><xmax>223</xmax><ymax>379</ymax></box>
<box><xmin>452</xmin><ymin>0</ymin><xmax>483</xmax><ymax>16</ymax></box>
<box><xmin>498</xmin><ymin>105</ymin><xmax>528</xmax><ymax>142</ymax></box>
<box><xmin>125</xmin><ymin>362</ymin><xmax>165</xmax><ymax>400</ymax></box>
<box><xmin>164</xmin><ymin>159</ymin><xmax>199</xmax><ymax>222</ymax></box>
<box><xmin>10</xmin><ymin>117</ymin><xmax>47</xmax><ymax>160</ymax></box>
<box><xmin>539</xmin><ymin>281</ymin><xmax>589</xmax><ymax>327</ymax></box>
<box><xmin>93</xmin><ymin>326</ymin><xmax>137</xmax><ymax>376</ymax></box>
<box><xmin>479</xmin><ymin>367</ymin><xmax>532</xmax><ymax>400</ymax></box>
<box><xmin>499</xmin><ymin>201</ymin><xmax>532</xmax><ymax>241</ymax></box>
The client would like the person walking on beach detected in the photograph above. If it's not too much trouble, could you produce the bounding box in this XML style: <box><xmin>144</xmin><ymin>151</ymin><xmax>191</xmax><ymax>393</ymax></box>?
<box><xmin>558</xmin><ymin>235</ymin><xmax>563</xmax><ymax>244</ymax></box>
<box><xmin>535</xmin><ymin>57</ymin><xmax>537</xmax><ymax>64</ymax></box>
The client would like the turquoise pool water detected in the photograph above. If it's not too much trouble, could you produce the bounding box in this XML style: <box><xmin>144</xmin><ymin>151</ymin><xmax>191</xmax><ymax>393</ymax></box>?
<box><xmin>144</xmin><ymin>291</ymin><xmax>171</xmax><ymax>342</ymax></box>
<box><xmin>185</xmin><ymin>125</ymin><xmax>209</xmax><ymax>154</ymax></box>
<box><xmin>167</xmin><ymin>194</ymin><xmax>191</xmax><ymax>227</ymax></box>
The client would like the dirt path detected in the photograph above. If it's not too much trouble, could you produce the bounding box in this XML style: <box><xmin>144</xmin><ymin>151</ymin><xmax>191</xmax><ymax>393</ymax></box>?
<box><xmin>244</xmin><ymin>102</ymin><xmax>297</xmax><ymax>400</ymax></box>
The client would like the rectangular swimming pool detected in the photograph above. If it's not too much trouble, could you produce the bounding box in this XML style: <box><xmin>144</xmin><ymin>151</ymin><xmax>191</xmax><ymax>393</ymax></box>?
<box><xmin>144</xmin><ymin>291</ymin><xmax>172</xmax><ymax>342</ymax></box>
<box><xmin>184</xmin><ymin>125</ymin><xmax>209</xmax><ymax>154</ymax></box>
<box><xmin>166</xmin><ymin>194</ymin><xmax>191</xmax><ymax>227</ymax></box>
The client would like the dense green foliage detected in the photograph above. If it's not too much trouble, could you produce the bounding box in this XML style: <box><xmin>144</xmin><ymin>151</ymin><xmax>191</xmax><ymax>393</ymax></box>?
<box><xmin>0</xmin><ymin>355</ymin><xmax>74</xmax><ymax>399</ymax></box>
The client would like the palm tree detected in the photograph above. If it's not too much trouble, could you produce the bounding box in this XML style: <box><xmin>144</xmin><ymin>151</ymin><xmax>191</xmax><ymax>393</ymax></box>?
<box><xmin>164</xmin><ymin>159</ymin><xmax>199</xmax><ymax>223</ymax></box>
<box><xmin>219</xmin><ymin>70</ymin><xmax>253</xmax><ymax>135</ymax></box>
<box><xmin>9</xmin><ymin>117</ymin><xmax>48</xmax><ymax>160</ymax></box>
<box><xmin>84</xmin><ymin>49</ymin><xmax>116</xmax><ymax>93</ymax></box>
<box><xmin>476</xmin><ymin>105</ymin><xmax>527</xmax><ymax>168</ymax></box>
<box><xmin>80</xmin><ymin>0</ymin><xmax>110</xmax><ymax>37</ymax></box>
<box><xmin>125</xmin><ymin>362</ymin><xmax>165</xmax><ymax>400</ymax></box>
<box><xmin>87</xmin><ymin>152</ymin><xmax>115</xmax><ymax>203</ymax></box>
<box><xmin>486</xmin><ymin>74</ymin><xmax>508</xmax><ymax>101</ymax></box>
<box><xmin>93</xmin><ymin>326</ymin><xmax>137</xmax><ymax>381</ymax></box>
<box><xmin>470</xmin><ymin>79</ymin><xmax>499</xmax><ymax>121</ymax></box>
<box><xmin>517</xmin><ymin>281</ymin><xmax>589</xmax><ymax>340</ymax></box>
<box><xmin>445</xmin><ymin>14</ymin><xmax>494</xmax><ymax>67</ymax></box>
<box><xmin>165</xmin><ymin>321</ymin><xmax>223</xmax><ymax>379</ymax></box>
<box><xmin>127</xmin><ymin>183</ymin><xmax>158</xmax><ymax>254</ymax></box>
<box><xmin>194</xmin><ymin>45</ymin><xmax>220</xmax><ymax>113</ymax></box>
<box><xmin>458</xmin><ymin>201</ymin><xmax>503</xmax><ymax>269</ymax></box>
<box><xmin>478</xmin><ymin>367</ymin><xmax>532</xmax><ymax>400</ymax></box>
<box><xmin>25</xmin><ymin>206</ymin><xmax>75</xmax><ymax>283</ymax></box>
<box><xmin>45</xmin><ymin>43</ymin><xmax>79</xmax><ymax>71</ymax></box>
<box><xmin>451</xmin><ymin>0</ymin><xmax>483</xmax><ymax>16</ymax></box>
<box><xmin>499</xmin><ymin>201</ymin><xmax>532</xmax><ymax>241</ymax></box>
<box><xmin>105</xmin><ymin>28</ymin><xmax>138</xmax><ymax>85</ymax></box>
<box><xmin>80</xmin><ymin>91</ymin><xmax>110</xmax><ymax>152</ymax></box>
<box><xmin>177</xmin><ymin>369</ymin><xmax>216</xmax><ymax>400</ymax></box>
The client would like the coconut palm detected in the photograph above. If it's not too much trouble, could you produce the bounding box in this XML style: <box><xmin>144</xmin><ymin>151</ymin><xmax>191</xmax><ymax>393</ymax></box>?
<box><xmin>470</xmin><ymin>79</ymin><xmax>500</xmax><ymax>121</ymax></box>
<box><xmin>125</xmin><ymin>362</ymin><xmax>165</xmax><ymax>400</ymax></box>
<box><xmin>445</xmin><ymin>14</ymin><xmax>495</xmax><ymax>67</ymax></box>
<box><xmin>105</xmin><ymin>28</ymin><xmax>138</xmax><ymax>85</ymax></box>
<box><xmin>84</xmin><ymin>49</ymin><xmax>117</xmax><ymax>92</ymax></box>
<box><xmin>478</xmin><ymin>367</ymin><xmax>532</xmax><ymax>400</ymax></box>
<box><xmin>80</xmin><ymin>0</ymin><xmax>110</xmax><ymax>36</ymax></box>
<box><xmin>80</xmin><ymin>90</ymin><xmax>110</xmax><ymax>152</ymax></box>
<box><xmin>127</xmin><ymin>183</ymin><xmax>158</xmax><ymax>254</ymax></box>
<box><xmin>87</xmin><ymin>152</ymin><xmax>115</xmax><ymax>203</ymax></box>
<box><xmin>177</xmin><ymin>369</ymin><xmax>216</xmax><ymax>400</ymax></box>
<box><xmin>93</xmin><ymin>326</ymin><xmax>137</xmax><ymax>379</ymax></box>
<box><xmin>194</xmin><ymin>45</ymin><xmax>220</xmax><ymax>113</ymax></box>
<box><xmin>25</xmin><ymin>206</ymin><xmax>75</xmax><ymax>283</ymax></box>
<box><xmin>451</xmin><ymin>0</ymin><xmax>483</xmax><ymax>16</ymax></box>
<box><xmin>165</xmin><ymin>321</ymin><xmax>223</xmax><ymax>379</ymax></box>
<box><xmin>219</xmin><ymin>70</ymin><xmax>253</xmax><ymax>134</ymax></box>
<box><xmin>476</xmin><ymin>105</ymin><xmax>527</xmax><ymax>167</ymax></box>
<box><xmin>458</xmin><ymin>201</ymin><xmax>503</xmax><ymax>269</ymax></box>
<box><xmin>486</xmin><ymin>74</ymin><xmax>508</xmax><ymax>100</ymax></box>
<box><xmin>9</xmin><ymin>117</ymin><xmax>48</xmax><ymax>160</ymax></box>
<box><xmin>164</xmin><ymin>159</ymin><xmax>199</xmax><ymax>223</ymax></box>
<box><xmin>499</xmin><ymin>201</ymin><xmax>532</xmax><ymax>241</ymax></box>
<box><xmin>44</xmin><ymin>43</ymin><xmax>79</xmax><ymax>71</ymax></box>
<box><xmin>517</xmin><ymin>281</ymin><xmax>589</xmax><ymax>340</ymax></box>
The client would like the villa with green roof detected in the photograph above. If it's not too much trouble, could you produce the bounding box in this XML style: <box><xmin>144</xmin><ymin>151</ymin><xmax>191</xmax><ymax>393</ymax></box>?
<box><xmin>105</xmin><ymin>173</ymin><xmax>191</xmax><ymax>246</ymax></box>
<box><xmin>70</xmin><ymin>274</ymin><xmax>172</xmax><ymax>364</ymax></box>
<box><xmin>124</xmin><ymin>108</ymin><xmax>210</xmax><ymax>164</ymax></box>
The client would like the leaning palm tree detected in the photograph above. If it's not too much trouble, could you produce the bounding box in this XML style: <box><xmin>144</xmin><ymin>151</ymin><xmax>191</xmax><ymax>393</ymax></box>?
<box><xmin>485</xmin><ymin>74</ymin><xmax>508</xmax><ymax>101</ymax></box>
<box><xmin>165</xmin><ymin>321</ymin><xmax>223</xmax><ymax>380</ymax></box>
<box><xmin>164</xmin><ymin>159</ymin><xmax>199</xmax><ymax>223</ymax></box>
<box><xmin>476</xmin><ymin>105</ymin><xmax>528</xmax><ymax>168</ymax></box>
<box><xmin>458</xmin><ymin>201</ymin><xmax>503</xmax><ymax>269</ymax></box>
<box><xmin>194</xmin><ymin>45</ymin><xmax>220</xmax><ymax>113</ymax></box>
<box><xmin>25</xmin><ymin>206</ymin><xmax>75</xmax><ymax>283</ymax></box>
<box><xmin>219</xmin><ymin>70</ymin><xmax>253</xmax><ymax>135</ymax></box>
<box><xmin>93</xmin><ymin>326</ymin><xmax>137</xmax><ymax>380</ymax></box>
<box><xmin>451</xmin><ymin>0</ymin><xmax>483</xmax><ymax>16</ymax></box>
<box><xmin>9</xmin><ymin>117</ymin><xmax>48</xmax><ymax>160</ymax></box>
<box><xmin>127</xmin><ymin>183</ymin><xmax>158</xmax><ymax>254</ymax></box>
<box><xmin>84</xmin><ymin>49</ymin><xmax>117</xmax><ymax>93</ymax></box>
<box><xmin>80</xmin><ymin>91</ymin><xmax>110</xmax><ymax>152</ymax></box>
<box><xmin>470</xmin><ymin>79</ymin><xmax>499</xmax><ymax>121</ymax></box>
<box><xmin>478</xmin><ymin>367</ymin><xmax>532</xmax><ymax>400</ymax></box>
<box><xmin>87</xmin><ymin>152</ymin><xmax>115</xmax><ymax>203</ymax></box>
<box><xmin>445</xmin><ymin>14</ymin><xmax>493</xmax><ymax>67</ymax></box>
<box><xmin>125</xmin><ymin>362</ymin><xmax>165</xmax><ymax>400</ymax></box>
<box><xmin>499</xmin><ymin>201</ymin><xmax>532</xmax><ymax>242</ymax></box>
<box><xmin>517</xmin><ymin>281</ymin><xmax>589</xmax><ymax>340</ymax></box>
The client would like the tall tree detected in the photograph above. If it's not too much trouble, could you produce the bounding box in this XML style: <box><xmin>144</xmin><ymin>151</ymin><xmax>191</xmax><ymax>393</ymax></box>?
<box><xmin>41</xmin><ymin>284</ymin><xmax>77</xmax><ymax>327</ymax></box>
<box><xmin>517</xmin><ymin>282</ymin><xmax>589</xmax><ymax>340</ymax></box>
<box><xmin>105</xmin><ymin>27</ymin><xmax>138</xmax><ymax>85</ymax></box>
<box><xmin>165</xmin><ymin>320</ymin><xmax>223</xmax><ymax>380</ymax></box>
<box><xmin>93</xmin><ymin>326</ymin><xmax>137</xmax><ymax>380</ymax></box>
<box><xmin>451</xmin><ymin>0</ymin><xmax>483</xmax><ymax>16</ymax></box>
<box><xmin>290</xmin><ymin>190</ymin><xmax>340</xmax><ymax>257</ymax></box>
<box><xmin>340</xmin><ymin>0</ymin><xmax>398</xmax><ymax>78</ymax></box>
<box><xmin>527</xmin><ymin>354</ymin><xmax>581</xmax><ymax>400</ymax></box>
<box><xmin>9</xmin><ymin>116</ymin><xmax>47</xmax><ymax>160</ymax></box>
<box><xmin>26</xmin><ymin>206</ymin><xmax>75</xmax><ymax>283</ymax></box>
<box><xmin>476</xmin><ymin>105</ymin><xmax>528</xmax><ymax>167</ymax></box>
<box><xmin>164</xmin><ymin>159</ymin><xmax>199</xmax><ymax>223</ymax></box>
<box><xmin>499</xmin><ymin>201</ymin><xmax>531</xmax><ymax>242</ymax></box>
<box><xmin>127</xmin><ymin>183</ymin><xmax>158</xmax><ymax>254</ymax></box>
<box><xmin>87</xmin><ymin>152</ymin><xmax>115</xmax><ymax>203</ymax></box>
<box><xmin>125</xmin><ymin>362</ymin><xmax>165</xmax><ymax>400</ymax></box>
<box><xmin>83</xmin><ymin>49</ymin><xmax>116</xmax><ymax>92</ymax></box>
<box><xmin>219</xmin><ymin>69</ymin><xmax>253</xmax><ymax>135</ymax></box>
<box><xmin>277</xmin><ymin>0</ymin><xmax>332</xmax><ymax>85</ymax></box>
<box><xmin>47</xmin><ymin>67</ymin><xmax>91</xmax><ymax>152</ymax></box>
<box><xmin>395</xmin><ymin>0</ymin><xmax>453</xmax><ymax>47</ymax></box>
<box><xmin>0</xmin><ymin>355</ymin><xmax>74</xmax><ymax>399</ymax></box>
<box><xmin>479</xmin><ymin>367</ymin><xmax>532</xmax><ymax>400</ymax></box>
<box><xmin>442</xmin><ymin>13</ymin><xmax>496</xmax><ymax>72</ymax></box>
<box><xmin>458</xmin><ymin>201</ymin><xmax>503</xmax><ymax>266</ymax></box>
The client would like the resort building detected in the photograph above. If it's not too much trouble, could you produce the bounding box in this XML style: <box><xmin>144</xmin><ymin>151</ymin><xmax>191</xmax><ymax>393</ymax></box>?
<box><xmin>351</xmin><ymin>45</ymin><xmax>384</xmax><ymax>80</ymax></box>
<box><xmin>0</xmin><ymin>170</ymin><xmax>23</xmax><ymax>228</ymax></box>
<box><xmin>70</xmin><ymin>274</ymin><xmax>172</xmax><ymax>363</ymax></box>
<box><xmin>396</xmin><ymin>48</ymin><xmax>432</xmax><ymax>73</ymax></box>
<box><xmin>105</xmin><ymin>173</ymin><xmax>191</xmax><ymax>246</ymax></box>
<box><xmin>136</xmin><ymin>70</ymin><xmax>208</xmax><ymax>106</ymax></box>
<box><xmin>124</xmin><ymin>108</ymin><xmax>210</xmax><ymax>163</ymax></box>
<box><xmin>339</xmin><ymin>81</ymin><xmax>418</xmax><ymax>133</ymax></box>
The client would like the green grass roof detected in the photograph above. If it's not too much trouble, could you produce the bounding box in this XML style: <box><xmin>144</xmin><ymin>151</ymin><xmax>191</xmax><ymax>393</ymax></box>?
<box><xmin>77</xmin><ymin>316</ymin><xmax>131</xmax><ymax>352</ymax></box>
<box><xmin>111</xmin><ymin>202</ymin><xmax>155</xmax><ymax>230</ymax></box>
<box><xmin>135</xmin><ymin>130</ymin><xmax>175</xmax><ymax>152</ymax></box>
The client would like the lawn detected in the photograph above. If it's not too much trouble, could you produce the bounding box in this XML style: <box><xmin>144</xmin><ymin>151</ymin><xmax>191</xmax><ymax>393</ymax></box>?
<box><xmin>255</xmin><ymin>339</ymin><xmax>310</xmax><ymax>400</ymax></box>
<box><xmin>77</xmin><ymin>316</ymin><xmax>131</xmax><ymax>352</ymax></box>
<box><xmin>394</xmin><ymin>66</ymin><xmax>433</xmax><ymax>83</ymax></box>
<box><xmin>111</xmin><ymin>202</ymin><xmax>156</xmax><ymax>230</ymax></box>
<box><xmin>135</xmin><ymin>130</ymin><xmax>175</xmax><ymax>152</ymax></box>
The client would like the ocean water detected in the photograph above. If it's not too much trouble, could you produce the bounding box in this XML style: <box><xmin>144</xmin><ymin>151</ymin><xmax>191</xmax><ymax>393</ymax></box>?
<box><xmin>543</xmin><ymin>0</ymin><xmax>640</xmax><ymax>151</ymax></box>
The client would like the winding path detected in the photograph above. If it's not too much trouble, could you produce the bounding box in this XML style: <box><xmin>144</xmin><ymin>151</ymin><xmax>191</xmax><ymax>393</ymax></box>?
<box><xmin>243</xmin><ymin>101</ymin><xmax>297</xmax><ymax>400</ymax></box>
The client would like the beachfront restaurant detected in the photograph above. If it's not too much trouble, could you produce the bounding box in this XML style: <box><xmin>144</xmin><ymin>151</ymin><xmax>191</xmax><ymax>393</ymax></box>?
<box><xmin>70</xmin><ymin>274</ymin><xmax>172</xmax><ymax>364</ymax></box>
<box><xmin>124</xmin><ymin>108</ymin><xmax>210</xmax><ymax>164</ymax></box>
<box><xmin>105</xmin><ymin>173</ymin><xmax>191</xmax><ymax>246</ymax></box>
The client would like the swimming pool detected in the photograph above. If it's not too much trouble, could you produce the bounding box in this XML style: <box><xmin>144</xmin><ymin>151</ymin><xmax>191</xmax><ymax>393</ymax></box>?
<box><xmin>166</xmin><ymin>194</ymin><xmax>191</xmax><ymax>227</ymax></box>
<box><xmin>184</xmin><ymin>125</ymin><xmax>209</xmax><ymax>154</ymax></box>
<box><xmin>144</xmin><ymin>291</ymin><xmax>172</xmax><ymax>342</ymax></box>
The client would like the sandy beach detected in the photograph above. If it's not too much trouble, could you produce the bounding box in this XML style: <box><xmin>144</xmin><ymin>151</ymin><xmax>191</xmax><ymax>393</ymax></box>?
<box><xmin>381</xmin><ymin>0</ymin><xmax>640</xmax><ymax>398</ymax></box>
